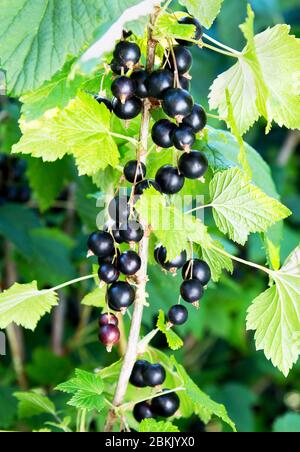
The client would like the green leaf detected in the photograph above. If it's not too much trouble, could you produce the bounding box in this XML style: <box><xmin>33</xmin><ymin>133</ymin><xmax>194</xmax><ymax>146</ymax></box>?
<box><xmin>154</xmin><ymin>13</ymin><xmax>197</xmax><ymax>40</ymax></box>
<box><xmin>139</xmin><ymin>419</ymin><xmax>180</xmax><ymax>433</ymax></box>
<box><xmin>201</xmin><ymin>240</ymin><xmax>233</xmax><ymax>282</ymax></box>
<box><xmin>273</xmin><ymin>413</ymin><xmax>300</xmax><ymax>433</ymax></box>
<box><xmin>81</xmin><ymin>287</ymin><xmax>106</xmax><ymax>308</ymax></box>
<box><xmin>179</xmin><ymin>0</ymin><xmax>224</xmax><ymax>28</ymax></box>
<box><xmin>68</xmin><ymin>392</ymin><xmax>105</xmax><ymax>412</ymax></box>
<box><xmin>0</xmin><ymin>281</ymin><xmax>58</xmax><ymax>330</ymax></box>
<box><xmin>209</xmin><ymin>168</ymin><xmax>291</xmax><ymax>245</ymax></box>
<box><xmin>157</xmin><ymin>310</ymin><xmax>183</xmax><ymax>351</ymax></box>
<box><xmin>247</xmin><ymin>245</ymin><xmax>300</xmax><ymax>376</ymax></box>
<box><xmin>14</xmin><ymin>392</ymin><xmax>56</xmax><ymax>419</ymax></box>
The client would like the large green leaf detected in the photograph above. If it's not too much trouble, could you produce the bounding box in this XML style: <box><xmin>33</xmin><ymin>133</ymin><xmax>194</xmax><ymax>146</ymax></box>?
<box><xmin>14</xmin><ymin>392</ymin><xmax>56</xmax><ymax>419</ymax></box>
<box><xmin>179</xmin><ymin>0</ymin><xmax>224</xmax><ymax>29</ymax></box>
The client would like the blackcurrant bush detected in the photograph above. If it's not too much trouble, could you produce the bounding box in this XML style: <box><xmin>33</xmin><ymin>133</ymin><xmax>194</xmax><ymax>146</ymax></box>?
<box><xmin>99</xmin><ymin>324</ymin><xmax>120</xmax><ymax>351</ymax></box>
<box><xmin>154</xmin><ymin>246</ymin><xmax>187</xmax><ymax>271</ymax></box>
<box><xmin>142</xmin><ymin>363</ymin><xmax>166</xmax><ymax>387</ymax></box>
<box><xmin>108</xmin><ymin>196</ymin><xmax>131</xmax><ymax>224</ymax></box>
<box><xmin>179</xmin><ymin>75</ymin><xmax>190</xmax><ymax>91</ymax></box>
<box><xmin>94</xmin><ymin>95</ymin><xmax>112</xmax><ymax>111</ymax></box>
<box><xmin>98</xmin><ymin>263</ymin><xmax>120</xmax><ymax>284</ymax></box>
<box><xmin>110</xmin><ymin>59</ymin><xmax>128</xmax><ymax>75</ymax></box>
<box><xmin>130</xmin><ymin>70</ymin><xmax>149</xmax><ymax>98</ymax></box>
<box><xmin>155</xmin><ymin>165</ymin><xmax>185</xmax><ymax>195</ymax></box>
<box><xmin>124</xmin><ymin>160</ymin><xmax>146</xmax><ymax>183</ymax></box>
<box><xmin>178</xmin><ymin>151</ymin><xmax>208</xmax><ymax>179</ymax></box>
<box><xmin>87</xmin><ymin>231</ymin><xmax>115</xmax><ymax>258</ymax></box>
<box><xmin>133</xmin><ymin>402</ymin><xmax>154</xmax><ymax>422</ymax></box>
<box><xmin>99</xmin><ymin>312</ymin><xmax>119</xmax><ymax>327</ymax></box>
<box><xmin>146</xmin><ymin>69</ymin><xmax>174</xmax><ymax>99</ymax></box>
<box><xmin>168</xmin><ymin>305</ymin><xmax>188</xmax><ymax>325</ymax></box>
<box><xmin>130</xmin><ymin>360</ymin><xmax>150</xmax><ymax>387</ymax></box>
<box><xmin>177</xmin><ymin>16</ymin><xmax>203</xmax><ymax>46</ymax></box>
<box><xmin>118</xmin><ymin>250</ymin><xmax>141</xmax><ymax>276</ymax></box>
<box><xmin>164</xmin><ymin>46</ymin><xmax>193</xmax><ymax>74</ymax></box>
<box><xmin>180</xmin><ymin>279</ymin><xmax>203</xmax><ymax>303</ymax></box>
<box><xmin>152</xmin><ymin>119</ymin><xmax>177</xmax><ymax>149</ymax></box>
<box><xmin>107</xmin><ymin>281</ymin><xmax>135</xmax><ymax>311</ymax></box>
<box><xmin>113</xmin><ymin>41</ymin><xmax>141</xmax><ymax>67</ymax></box>
<box><xmin>119</xmin><ymin>220</ymin><xmax>144</xmax><ymax>243</ymax></box>
<box><xmin>162</xmin><ymin>88</ymin><xmax>194</xmax><ymax>121</ymax></box>
<box><xmin>182</xmin><ymin>259</ymin><xmax>211</xmax><ymax>286</ymax></box>
<box><xmin>182</xmin><ymin>104</ymin><xmax>207</xmax><ymax>133</ymax></box>
<box><xmin>173</xmin><ymin>125</ymin><xmax>195</xmax><ymax>151</ymax></box>
<box><xmin>112</xmin><ymin>97</ymin><xmax>142</xmax><ymax>120</ymax></box>
<box><xmin>134</xmin><ymin>179</ymin><xmax>161</xmax><ymax>196</ymax></box>
<box><xmin>151</xmin><ymin>390</ymin><xmax>180</xmax><ymax>417</ymax></box>
<box><xmin>111</xmin><ymin>76</ymin><xmax>136</xmax><ymax>104</ymax></box>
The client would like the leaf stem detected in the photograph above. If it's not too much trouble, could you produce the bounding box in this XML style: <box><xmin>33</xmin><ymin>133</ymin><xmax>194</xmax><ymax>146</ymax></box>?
<box><xmin>202</xmin><ymin>42</ymin><xmax>238</xmax><ymax>58</ymax></box>
<box><xmin>44</xmin><ymin>274</ymin><xmax>96</xmax><ymax>294</ymax></box>
<box><xmin>185</xmin><ymin>204</ymin><xmax>212</xmax><ymax>215</ymax></box>
<box><xmin>109</xmin><ymin>131</ymin><xmax>139</xmax><ymax>146</ymax></box>
<box><xmin>202</xmin><ymin>33</ymin><xmax>242</xmax><ymax>56</ymax></box>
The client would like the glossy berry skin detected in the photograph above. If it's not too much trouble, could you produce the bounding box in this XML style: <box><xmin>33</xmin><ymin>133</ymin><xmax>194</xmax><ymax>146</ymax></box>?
<box><xmin>130</xmin><ymin>70</ymin><xmax>149</xmax><ymax>98</ymax></box>
<box><xmin>164</xmin><ymin>46</ymin><xmax>193</xmax><ymax>74</ymax></box>
<box><xmin>178</xmin><ymin>151</ymin><xmax>208</xmax><ymax>179</ymax></box>
<box><xmin>94</xmin><ymin>95</ymin><xmax>112</xmax><ymax>111</ymax></box>
<box><xmin>135</xmin><ymin>179</ymin><xmax>161</xmax><ymax>196</ymax></box>
<box><xmin>155</xmin><ymin>165</ymin><xmax>185</xmax><ymax>195</ymax></box>
<box><xmin>118</xmin><ymin>250</ymin><xmax>141</xmax><ymax>276</ymax></box>
<box><xmin>180</xmin><ymin>279</ymin><xmax>204</xmax><ymax>303</ymax></box>
<box><xmin>107</xmin><ymin>281</ymin><xmax>135</xmax><ymax>311</ymax></box>
<box><xmin>113</xmin><ymin>41</ymin><xmax>141</xmax><ymax>67</ymax></box>
<box><xmin>130</xmin><ymin>360</ymin><xmax>150</xmax><ymax>388</ymax></box>
<box><xmin>119</xmin><ymin>220</ymin><xmax>144</xmax><ymax>243</ymax></box>
<box><xmin>133</xmin><ymin>402</ymin><xmax>154</xmax><ymax>422</ymax></box>
<box><xmin>182</xmin><ymin>104</ymin><xmax>207</xmax><ymax>133</ymax></box>
<box><xmin>177</xmin><ymin>16</ymin><xmax>203</xmax><ymax>46</ymax></box>
<box><xmin>152</xmin><ymin>390</ymin><xmax>180</xmax><ymax>417</ymax></box>
<box><xmin>162</xmin><ymin>88</ymin><xmax>194</xmax><ymax>120</ymax></box>
<box><xmin>111</xmin><ymin>76</ymin><xmax>136</xmax><ymax>103</ymax></box>
<box><xmin>87</xmin><ymin>231</ymin><xmax>115</xmax><ymax>258</ymax></box>
<box><xmin>99</xmin><ymin>312</ymin><xmax>119</xmax><ymax>327</ymax></box>
<box><xmin>98</xmin><ymin>263</ymin><xmax>120</xmax><ymax>284</ymax></box>
<box><xmin>155</xmin><ymin>246</ymin><xmax>187</xmax><ymax>270</ymax></box>
<box><xmin>110</xmin><ymin>59</ymin><xmax>128</xmax><ymax>75</ymax></box>
<box><xmin>152</xmin><ymin>119</ymin><xmax>177</xmax><ymax>149</ymax></box>
<box><xmin>146</xmin><ymin>69</ymin><xmax>174</xmax><ymax>99</ymax></box>
<box><xmin>112</xmin><ymin>96</ymin><xmax>142</xmax><ymax>120</ymax></box>
<box><xmin>98</xmin><ymin>324</ymin><xmax>120</xmax><ymax>350</ymax></box>
<box><xmin>179</xmin><ymin>75</ymin><xmax>190</xmax><ymax>91</ymax></box>
<box><xmin>124</xmin><ymin>160</ymin><xmax>146</xmax><ymax>183</ymax></box>
<box><xmin>173</xmin><ymin>125</ymin><xmax>195</xmax><ymax>151</ymax></box>
<box><xmin>142</xmin><ymin>363</ymin><xmax>166</xmax><ymax>387</ymax></box>
<box><xmin>182</xmin><ymin>259</ymin><xmax>211</xmax><ymax>286</ymax></box>
<box><xmin>108</xmin><ymin>196</ymin><xmax>130</xmax><ymax>224</ymax></box>
<box><xmin>168</xmin><ymin>305</ymin><xmax>188</xmax><ymax>325</ymax></box>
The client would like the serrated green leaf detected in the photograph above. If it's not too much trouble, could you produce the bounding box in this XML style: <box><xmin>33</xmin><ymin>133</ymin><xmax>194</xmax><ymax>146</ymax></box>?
<box><xmin>157</xmin><ymin>310</ymin><xmax>183</xmax><ymax>351</ymax></box>
<box><xmin>179</xmin><ymin>0</ymin><xmax>224</xmax><ymax>29</ymax></box>
<box><xmin>0</xmin><ymin>282</ymin><xmax>58</xmax><ymax>330</ymax></box>
<box><xmin>139</xmin><ymin>419</ymin><xmax>180</xmax><ymax>433</ymax></box>
<box><xmin>81</xmin><ymin>287</ymin><xmax>106</xmax><ymax>307</ymax></box>
<box><xmin>201</xmin><ymin>240</ymin><xmax>233</xmax><ymax>282</ymax></box>
<box><xmin>14</xmin><ymin>392</ymin><xmax>56</xmax><ymax>419</ymax></box>
<box><xmin>210</xmin><ymin>168</ymin><xmax>291</xmax><ymax>245</ymax></box>
<box><xmin>68</xmin><ymin>392</ymin><xmax>105</xmax><ymax>412</ymax></box>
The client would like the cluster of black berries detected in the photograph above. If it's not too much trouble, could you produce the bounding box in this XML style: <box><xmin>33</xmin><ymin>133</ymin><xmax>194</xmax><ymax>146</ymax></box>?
<box><xmin>0</xmin><ymin>154</ymin><xmax>30</xmax><ymax>206</ymax></box>
<box><xmin>130</xmin><ymin>360</ymin><xmax>180</xmax><ymax>422</ymax></box>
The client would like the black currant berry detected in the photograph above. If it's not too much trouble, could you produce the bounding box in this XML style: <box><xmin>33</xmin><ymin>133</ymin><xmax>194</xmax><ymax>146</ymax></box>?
<box><xmin>98</xmin><ymin>263</ymin><xmax>120</xmax><ymax>284</ymax></box>
<box><xmin>133</xmin><ymin>402</ymin><xmax>154</xmax><ymax>422</ymax></box>
<box><xmin>152</xmin><ymin>119</ymin><xmax>177</xmax><ymax>149</ymax></box>
<box><xmin>164</xmin><ymin>46</ymin><xmax>193</xmax><ymax>74</ymax></box>
<box><xmin>155</xmin><ymin>165</ymin><xmax>185</xmax><ymax>195</ymax></box>
<box><xmin>110</xmin><ymin>59</ymin><xmax>128</xmax><ymax>75</ymax></box>
<box><xmin>130</xmin><ymin>360</ymin><xmax>150</xmax><ymax>388</ymax></box>
<box><xmin>143</xmin><ymin>364</ymin><xmax>166</xmax><ymax>387</ymax></box>
<box><xmin>87</xmin><ymin>231</ymin><xmax>115</xmax><ymax>258</ymax></box>
<box><xmin>108</xmin><ymin>196</ymin><xmax>131</xmax><ymax>224</ymax></box>
<box><xmin>173</xmin><ymin>125</ymin><xmax>195</xmax><ymax>151</ymax></box>
<box><xmin>104</xmin><ymin>224</ymin><xmax>124</xmax><ymax>244</ymax></box>
<box><xmin>107</xmin><ymin>281</ymin><xmax>135</xmax><ymax>311</ymax></box>
<box><xmin>182</xmin><ymin>259</ymin><xmax>211</xmax><ymax>286</ymax></box>
<box><xmin>124</xmin><ymin>160</ymin><xmax>146</xmax><ymax>183</ymax></box>
<box><xmin>154</xmin><ymin>246</ymin><xmax>187</xmax><ymax>271</ymax></box>
<box><xmin>177</xmin><ymin>16</ymin><xmax>203</xmax><ymax>46</ymax></box>
<box><xmin>180</xmin><ymin>279</ymin><xmax>203</xmax><ymax>303</ymax></box>
<box><xmin>111</xmin><ymin>76</ymin><xmax>136</xmax><ymax>104</ymax></box>
<box><xmin>119</xmin><ymin>220</ymin><xmax>144</xmax><ymax>243</ymax></box>
<box><xmin>98</xmin><ymin>324</ymin><xmax>120</xmax><ymax>351</ymax></box>
<box><xmin>152</xmin><ymin>390</ymin><xmax>180</xmax><ymax>417</ymax></box>
<box><xmin>134</xmin><ymin>179</ymin><xmax>161</xmax><ymax>196</ymax></box>
<box><xmin>94</xmin><ymin>95</ymin><xmax>113</xmax><ymax>111</ymax></box>
<box><xmin>99</xmin><ymin>312</ymin><xmax>119</xmax><ymax>327</ymax></box>
<box><xmin>98</xmin><ymin>249</ymin><xmax>120</xmax><ymax>266</ymax></box>
<box><xmin>168</xmin><ymin>305</ymin><xmax>188</xmax><ymax>325</ymax></box>
<box><xmin>182</xmin><ymin>104</ymin><xmax>207</xmax><ymax>133</ymax></box>
<box><xmin>130</xmin><ymin>70</ymin><xmax>149</xmax><ymax>98</ymax></box>
<box><xmin>112</xmin><ymin>97</ymin><xmax>142</xmax><ymax>120</ymax></box>
<box><xmin>179</xmin><ymin>75</ymin><xmax>190</xmax><ymax>91</ymax></box>
<box><xmin>118</xmin><ymin>250</ymin><xmax>141</xmax><ymax>276</ymax></box>
<box><xmin>178</xmin><ymin>151</ymin><xmax>208</xmax><ymax>179</ymax></box>
<box><xmin>113</xmin><ymin>41</ymin><xmax>141</xmax><ymax>67</ymax></box>
<box><xmin>146</xmin><ymin>69</ymin><xmax>174</xmax><ymax>99</ymax></box>
<box><xmin>162</xmin><ymin>88</ymin><xmax>194</xmax><ymax>121</ymax></box>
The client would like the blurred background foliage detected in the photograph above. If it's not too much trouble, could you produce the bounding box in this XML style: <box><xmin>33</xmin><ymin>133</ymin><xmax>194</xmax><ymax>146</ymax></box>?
<box><xmin>0</xmin><ymin>0</ymin><xmax>299</xmax><ymax>432</ymax></box>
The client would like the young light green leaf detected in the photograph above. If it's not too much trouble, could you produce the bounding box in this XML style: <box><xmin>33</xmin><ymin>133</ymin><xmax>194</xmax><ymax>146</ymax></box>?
<box><xmin>201</xmin><ymin>240</ymin><xmax>233</xmax><ymax>282</ymax></box>
<box><xmin>247</xmin><ymin>245</ymin><xmax>300</xmax><ymax>376</ymax></box>
<box><xmin>157</xmin><ymin>310</ymin><xmax>183</xmax><ymax>351</ymax></box>
<box><xmin>210</xmin><ymin>168</ymin><xmax>291</xmax><ymax>245</ymax></box>
<box><xmin>0</xmin><ymin>282</ymin><xmax>58</xmax><ymax>330</ymax></box>
<box><xmin>81</xmin><ymin>287</ymin><xmax>106</xmax><ymax>308</ymax></box>
<box><xmin>68</xmin><ymin>391</ymin><xmax>106</xmax><ymax>412</ymax></box>
<box><xmin>179</xmin><ymin>0</ymin><xmax>224</xmax><ymax>29</ymax></box>
<box><xmin>139</xmin><ymin>419</ymin><xmax>180</xmax><ymax>433</ymax></box>
<box><xmin>14</xmin><ymin>392</ymin><xmax>56</xmax><ymax>419</ymax></box>
<box><xmin>153</xmin><ymin>13</ymin><xmax>196</xmax><ymax>40</ymax></box>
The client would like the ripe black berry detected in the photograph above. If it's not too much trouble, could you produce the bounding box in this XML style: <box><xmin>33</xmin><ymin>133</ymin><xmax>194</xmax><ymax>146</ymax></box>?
<box><xmin>112</xmin><ymin>96</ymin><xmax>142</xmax><ymax>120</ymax></box>
<box><xmin>87</xmin><ymin>231</ymin><xmax>115</xmax><ymax>258</ymax></box>
<box><xmin>146</xmin><ymin>70</ymin><xmax>174</xmax><ymax>99</ymax></box>
<box><xmin>118</xmin><ymin>250</ymin><xmax>141</xmax><ymax>276</ymax></box>
<box><xmin>154</xmin><ymin>246</ymin><xmax>187</xmax><ymax>271</ymax></box>
<box><xmin>134</xmin><ymin>179</ymin><xmax>161</xmax><ymax>196</ymax></box>
<box><xmin>99</xmin><ymin>312</ymin><xmax>119</xmax><ymax>327</ymax></box>
<box><xmin>130</xmin><ymin>360</ymin><xmax>150</xmax><ymax>388</ymax></box>
<box><xmin>177</xmin><ymin>16</ymin><xmax>203</xmax><ymax>46</ymax></box>
<box><xmin>152</xmin><ymin>390</ymin><xmax>180</xmax><ymax>417</ymax></box>
<box><xmin>162</xmin><ymin>88</ymin><xmax>194</xmax><ymax>121</ymax></box>
<box><xmin>130</xmin><ymin>70</ymin><xmax>149</xmax><ymax>98</ymax></box>
<box><xmin>152</xmin><ymin>119</ymin><xmax>177</xmax><ymax>149</ymax></box>
<box><xmin>110</xmin><ymin>59</ymin><xmax>128</xmax><ymax>75</ymax></box>
<box><xmin>94</xmin><ymin>95</ymin><xmax>112</xmax><ymax>111</ymax></box>
<box><xmin>178</xmin><ymin>151</ymin><xmax>208</xmax><ymax>179</ymax></box>
<box><xmin>113</xmin><ymin>41</ymin><xmax>141</xmax><ymax>67</ymax></box>
<box><xmin>168</xmin><ymin>305</ymin><xmax>188</xmax><ymax>325</ymax></box>
<box><xmin>164</xmin><ymin>46</ymin><xmax>193</xmax><ymax>74</ymax></box>
<box><xmin>119</xmin><ymin>220</ymin><xmax>144</xmax><ymax>243</ymax></box>
<box><xmin>98</xmin><ymin>324</ymin><xmax>120</xmax><ymax>351</ymax></box>
<box><xmin>173</xmin><ymin>125</ymin><xmax>195</xmax><ymax>151</ymax></box>
<box><xmin>182</xmin><ymin>104</ymin><xmax>207</xmax><ymax>133</ymax></box>
<box><xmin>124</xmin><ymin>160</ymin><xmax>146</xmax><ymax>183</ymax></box>
<box><xmin>108</xmin><ymin>196</ymin><xmax>131</xmax><ymax>224</ymax></box>
<box><xmin>98</xmin><ymin>263</ymin><xmax>120</xmax><ymax>284</ymax></box>
<box><xmin>111</xmin><ymin>76</ymin><xmax>136</xmax><ymax>104</ymax></box>
<box><xmin>182</xmin><ymin>259</ymin><xmax>211</xmax><ymax>286</ymax></box>
<box><xmin>107</xmin><ymin>281</ymin><xmax>135</xmax><ymax>311</ymax></box>
<box><xmin>133</xmin><ymin>402</ymin><xmax>154</xmax><ymax>422</ymax></box>
<box><xmin>180</xmin><ymin>279</ymin><xmax>203</xmax><ymax>303</ymax></box>
<box><xmin>155</xmin><ymin>165</ymin><xmax>185</xmax><ymax>195</ymax></box>
<box><xmin>143</xmin><ymin>364</ymin><xmax>166</xmax><ymax>387</ymax></box>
